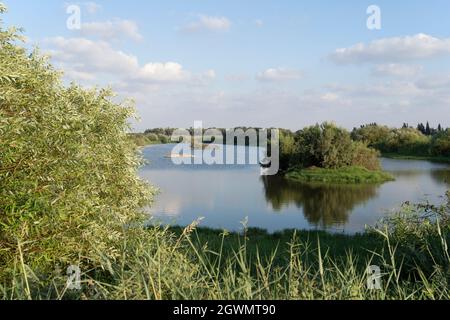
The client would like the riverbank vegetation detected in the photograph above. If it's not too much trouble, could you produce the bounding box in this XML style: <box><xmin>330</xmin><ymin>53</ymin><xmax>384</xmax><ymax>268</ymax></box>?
<box><xmin>285</xmin><ymin>166</ymin><xmax>394</xmax><ymax>184</ymax></box>
<box><xmin>134</xmin><ymin>124</ymin><xmax>450</xmax><ymax>165</ymax></box>
<box><xmin>1</xmin><ymin>6</ymin><xmax>450</xmax><ymax>300</ymax></box>
<box><xmin>279</xmin><ymin>123</ymin><xmax>393</xmax><ymax>183</ymax></box>
<box><xmin>352</xmin><ymin>123</ymin><xmax>450</xmax><ymax>162</ymax></box>
<box><xmin>129</xmin><ymin>132</ymin><xmax>170</xmax><ymax>146</ymax></box>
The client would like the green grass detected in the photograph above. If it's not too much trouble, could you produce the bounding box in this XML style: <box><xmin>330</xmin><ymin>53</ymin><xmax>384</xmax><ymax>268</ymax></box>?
<box><xmin>169</xmin><ymin>227</ymin><xmax>383</xmax><ymax>269</ymax></box>
<box><xmin>382</xmin><ymin>153</ymin><xmax>450</xmax><ymax>164</ymax></box>
<box><xmin>2</xmin><ymin>207</ymin><xmax>449</xmax><ymax>300</ymax></box>
<box><xmin>285</xmin><ymin>166</ymin><xmax>395</xmax><ymax>184</ymax></box>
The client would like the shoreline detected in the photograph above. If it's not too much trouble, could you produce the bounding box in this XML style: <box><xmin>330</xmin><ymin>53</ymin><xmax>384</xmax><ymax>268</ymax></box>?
<box><xmin>284</xmin><ymin>166</ymin><xmax>395</xmax><ymax>184</ymax></box>
<box><xmin>382</xmin><ymin>153</ymin><xmax>450</xmax><ymax>164</ymax></box>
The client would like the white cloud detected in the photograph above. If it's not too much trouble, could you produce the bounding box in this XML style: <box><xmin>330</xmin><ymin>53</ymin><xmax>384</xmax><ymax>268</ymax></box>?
<box><xmin>64</xmin><ymin>2</ymin><xmax>101</xmax><ymax>15</ymax></box>
<box><xmin>225</xmin><ymin>74</ymin><xmax>249</xmax><ymax>81</ymax></box>
<box><xmin>79</xmin><ymin>19</ymin><xmax>143</xmax><ymax>42</ymax></box>
<box><xmin>372</xmin><ymin>64</ymin><xmax>423</xmax><ymax>78</ymax></box>
<box><xmin>122</xmin><ymin>77</ymin><xmax>450</xmax><ymax>131</ymax></box>
<box><xmin>321</xmin><ymin>93</ymin><xmax>340</xmax><ymax>102</ymax></box>
<box><xmin>203</xmin><ymin>69</ymin><xmax>216</xmax><ymax>80</ymax></box>
<box><xmin>330</xmin><ymin>33</ymin><xmax>450</xmax><ymax>64</ymax></box>
<box><xmin>44</xmin><ymin>37</ymin><xmax>215</xmax><ymax>86</ymax></box>
<box><xmin>416</xmin><ymin>74</ymin><xmax>450</xmax><ymax>90</ymax></box>
<box><xmin>83</xmin><ymin>2</ymin><xmax>101</xmax><ymax>14</ymax></box>
<box><xmin>256</xmin><ymin>68</ymin><xmax>303</xmax><ymax>82</ymax></box>
<box><xmin>182</xmin><ymin>15</ymin><xmax>231</xmax><ymax>33</ymax></box>
<box><xmin>254</xmin><ymin>19</ymin><xmax>264</xmax><ymax>27</ymax></box>
<box><xmin>45</xmin><ymin>37</ymin><xmax>139</xmax><ymax>76</ymax></box>
<box><xmin>42</xmin><ymin>35</ymin><xmax>450</xmax><ymax>130</ymax></box>
<box><xmin>134</xmin><ymin>62</ymin><xmax>190</xmax><ymax>82</ymax></box>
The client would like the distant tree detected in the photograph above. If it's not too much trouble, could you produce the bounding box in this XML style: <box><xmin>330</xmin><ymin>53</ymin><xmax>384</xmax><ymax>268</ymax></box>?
<box><xmin>417</xmin><ymin>123</ymin><xmax>426</xmax><ymax>135</ymax></box>
<box><xmin>431</xmin><ymin>129</ymin><xmax>450</xmax><ymax>157</ymax></box>
<box><xmin>426</xmin><ymin>122</ymin><xmax>431</xmax><ymax>136</ymax></box>
<box><xmin>351</xmin><ymin>124</ymin><xmax>391</xmax><ymax>148</ymax></box>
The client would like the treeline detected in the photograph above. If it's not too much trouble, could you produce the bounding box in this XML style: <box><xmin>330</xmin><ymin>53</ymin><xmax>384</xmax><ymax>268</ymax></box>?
<box><xmin>351</xmin><ymin>123</ymin><xmax>450</xmax><ymax>158</ymax></box>
<box><xmin>136</xmin><ymin>123</ymin><xmax>450</xmax><ymax>161</ymax></box>
<box><xmin>132</xmin><ymin>127</ymin><xmax>273</xmax><ymax>146</ymax></box>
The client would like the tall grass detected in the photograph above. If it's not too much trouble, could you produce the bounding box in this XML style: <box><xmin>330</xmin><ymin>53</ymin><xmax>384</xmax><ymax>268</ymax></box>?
<box><xmin>2</xmin><ymin>199</ymin><xmax>449</xmax><ymax>300</ymax></box>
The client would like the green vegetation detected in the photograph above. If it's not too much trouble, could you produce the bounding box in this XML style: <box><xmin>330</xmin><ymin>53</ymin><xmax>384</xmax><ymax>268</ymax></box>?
<box><xmin>129</xmin><ymin>132</ymin><xmax>170</xmax><ymax>147</ymax></box>
<box><xmin>1</xmin><ymin>6</ymin><xmax>450</xmax><ymax>300</ymax></box>
<box><xmin>2</xmin><ymin>199</ymin><xmax>450</xmax><ymax>300</ymax></box>
<box><xmin>285</xmin><ymin>166</ymin><xmax>394</xmax><ymax>184</ymax></box>
<box><xmin>352</xmin><ymin>123</ymin><xmax>450</xmax><ymax>161</ymax></box>
<box><xmin>1</xmin><ymin>4</ymin><xmax>154</xmax><ymax>292</ymax></box>
<box><xmin>134</xmin><ymin>123</ymin><xmax>450</xmax><ymax>164</ymax></box>
<box><xmin>381</xmin><ymin>153</ymin><xmax>450</xmax><ymax>164</ymax></box>
<box><xmin>279</xmin><ymin>123</ymin><xmax>391</xmax><ymax>184</ymax></box>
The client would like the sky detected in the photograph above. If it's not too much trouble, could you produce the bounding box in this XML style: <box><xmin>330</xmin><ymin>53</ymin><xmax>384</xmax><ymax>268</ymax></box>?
<box><xmin>2</xmin><ymin>0</ymin><xmax>450</xmax><ymax>131</ymax></box>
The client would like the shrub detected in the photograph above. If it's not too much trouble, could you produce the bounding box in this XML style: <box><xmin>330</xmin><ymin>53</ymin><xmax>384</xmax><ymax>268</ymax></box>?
<box><xmin>352</xmin><ymin>124</ymin><xmax>447</xmax><ymax>158</ymax></box>
<box><xmin>283</xmin><ymin>123</ymin><xmax>382</xmax><ymax>171</ymax></box>
<box><xmin>0</xmin><ymin>9</ymin><xmax>154</xmax><ymax>279</ymax></box>
<box><xmin>351</xmin><ymin>141</ymin><xmax>381</xmax><ymax>171</ymax></box>
<box><xmin>146</xmin><ymin>133</ymin><xmax>159</xmax><ymax>142</ymax></box>
<box><xmin>158</xmin><ymin>134</ymin><xmax>169</xmax><ymax>144</ymax></box>
<box><xmin>431</xmin><ymin>130</ymin><xmax>450</xmax><ymax>157</ymax></box>
<box><xmin>372</xmin><ymin>193</ymin><xmax>450</xmax><ymax>281</ymax></box>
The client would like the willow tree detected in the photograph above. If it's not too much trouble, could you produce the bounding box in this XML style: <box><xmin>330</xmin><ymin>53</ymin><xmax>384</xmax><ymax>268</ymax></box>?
<box><xmin>0</xmin><ymin>4</ymin><xmax>153</xmax><ymax>278</ymax></box>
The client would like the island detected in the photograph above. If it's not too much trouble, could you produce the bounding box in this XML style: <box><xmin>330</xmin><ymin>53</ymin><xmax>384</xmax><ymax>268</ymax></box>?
<box><xmin>278</xmin><ymin>122</ymin><xmax>394</xmax><ymax>184</ymax></box>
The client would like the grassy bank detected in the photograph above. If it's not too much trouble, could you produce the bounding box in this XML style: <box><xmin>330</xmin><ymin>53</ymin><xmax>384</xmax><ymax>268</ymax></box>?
<box><xmin>169</xmin><ymin>227</ymin><xmax>383</xmax><ymax>269</ymax></box>
<box><xmin>128</xmin><ymin>133</ymin><xmax>170</xmax><ymax>147</ymax></box>
<box><xmin>285</xmin><ymin>166</ymin><xmax>395</xmax><ymax>184</ymax></box>
<box><xmin>382</xmin><ymin>153</ymin><xmax>450</xmax><ymax>164</ymax></box>
<box><xmin>3</xmin><ymin>203</ymin><xmax>449</xmax><ymax>300</ymax></box>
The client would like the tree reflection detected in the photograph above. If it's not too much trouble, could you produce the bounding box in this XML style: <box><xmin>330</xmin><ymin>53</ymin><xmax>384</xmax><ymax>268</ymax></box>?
<box><xmin>261</xmin><ymin>176</ymin><xmax>380</xmax><ymax>227</ymax></box>
<box><xmin>431</xmin><ymin>170</ymin><xmax>450</xmax><ymax>186</ymax></box>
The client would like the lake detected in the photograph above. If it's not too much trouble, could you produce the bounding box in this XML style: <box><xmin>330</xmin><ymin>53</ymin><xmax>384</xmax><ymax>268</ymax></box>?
<box><xmin>140</xmin><ymin>144</ymin><xmax>450</xmax><ymax>234</ymax></box>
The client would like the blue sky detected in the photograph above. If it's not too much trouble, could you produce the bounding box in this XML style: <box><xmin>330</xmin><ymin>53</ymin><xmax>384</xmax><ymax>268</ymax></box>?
<box><xmin>3</xmin><ymin>0</ymin><xmax>450</xmax><ymax>130</ymax></box>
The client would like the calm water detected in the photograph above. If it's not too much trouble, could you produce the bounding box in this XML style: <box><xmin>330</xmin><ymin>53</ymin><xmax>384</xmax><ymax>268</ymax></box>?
<box><xmin>140</xmin><ymin>144</ymin><xmax>450</xmax><ymax>234</ymax></box>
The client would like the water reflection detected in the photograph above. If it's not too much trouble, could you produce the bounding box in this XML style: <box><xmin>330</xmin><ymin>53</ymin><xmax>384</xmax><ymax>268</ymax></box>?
<box><xmin>262</xmin><ymin>176</ymin><xmax>379</xmax><ymax>227</ymax></box>
<box><xmin>431</xmin><ymin>170</ymin><xmax>450</xmax><ymax>186</ymax></box>
<box><xmin>141</xmin><ymin>145</ymin><xmax>450</xmax><ymax>234</ymax></box>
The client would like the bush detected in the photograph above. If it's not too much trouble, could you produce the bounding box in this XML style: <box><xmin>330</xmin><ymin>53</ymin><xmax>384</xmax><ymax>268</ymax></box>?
<box><xmin>351</xmin><ymin>141</ymin><xmax>381</xmax><ymax>171</ymax></box>
<box><xmin>0</xmin><ymin>10</ymin><xmax>154</xmax><ymax>279</ymax></box>
<box><xmin>351</xmin><ymin>124</ymin><xmax>391</xmax><ymax>147</ymax></box>
<box><xmin>431</xmin><ymin>130</ymin><xmax>450</xmax><ymax>157</ymax></box>
<box><xmin>352</xmin><ymin>124</ymin><xmax>448</xmax><ymax>158</ymax></box>
<box><xmin>146</xmin><ymin>133</ymin><xmax>159</xmax><ymax>142</ymax></box>
<box><xmin>372</xmin><ymin>193</ymin><xmax>450</xmax><ymax>281</ymax></box>
<box><xmin>281</xmin><ymin>123</ymin><xmax>382</xmax><ymax>171</ymax></box>
<box><xmin>158</xmin><ymin>134</ymin><xmax>169</xmax><ymax>144</ymax></box>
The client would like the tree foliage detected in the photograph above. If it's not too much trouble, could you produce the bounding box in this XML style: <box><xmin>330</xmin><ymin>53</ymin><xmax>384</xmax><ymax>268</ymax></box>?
<box><xmin>280</xmin><ymin>123</ymin><xmax>381</xmax><ymax>171</ymax></box>
<box><xmin>352</xmin><ymin>123</ymin><xmax>450</xmax><ymax>157</ymax></box>
<box><xmin>0</xmin><ymin>9</ymin><xmax>154</xmax><ymax>274</ymax></box>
